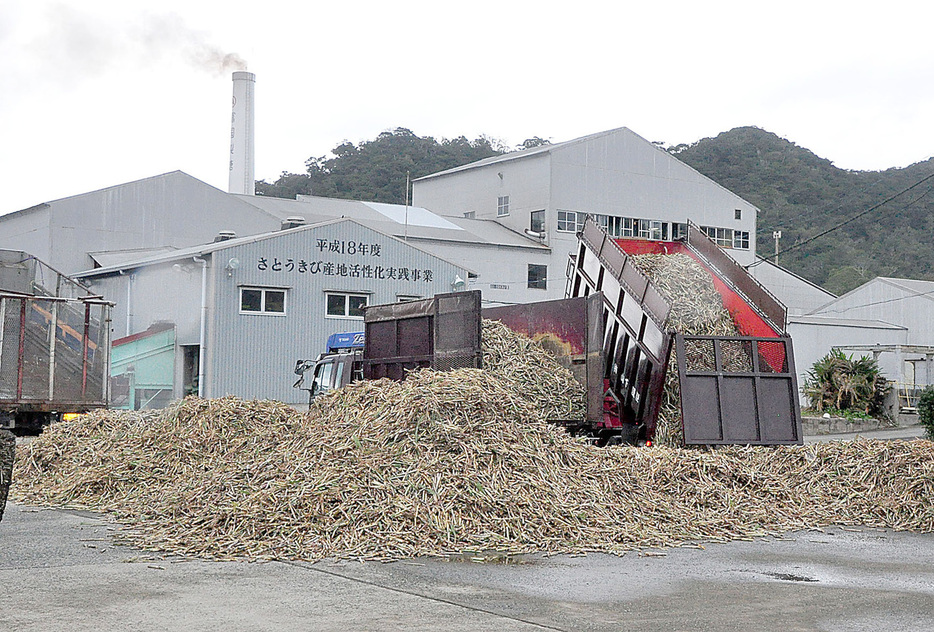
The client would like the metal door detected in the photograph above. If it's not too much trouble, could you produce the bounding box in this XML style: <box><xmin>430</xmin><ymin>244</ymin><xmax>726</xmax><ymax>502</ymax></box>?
<box><xmin>675</xmin><ymin>334</ymin><xmax>803</xmax><ymax>445</ymax></box>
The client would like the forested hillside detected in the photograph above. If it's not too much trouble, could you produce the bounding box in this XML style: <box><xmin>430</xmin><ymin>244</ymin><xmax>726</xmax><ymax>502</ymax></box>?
<box><xmin>671</xmin><ymin>127</ymin><xmax>934</xmax><ymax>294</ymax></box>
<box><xmin>257</xmin><ymin>126</ymin><xmax>934</xmax><ymax>295</ymax></box>
<box><xmin>256</xmin><ymin>128</ymin><xmax>511</xmax><ymax>203</ymax></box>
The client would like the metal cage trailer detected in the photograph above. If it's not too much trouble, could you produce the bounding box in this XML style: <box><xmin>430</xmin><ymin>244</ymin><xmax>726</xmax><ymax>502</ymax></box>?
<box><xmin>0</xmin><ymin>252</ymin><xmax>113</xmax><ymax>432</ymax></box>
<box><xmin>566</xmin><ymin>216</ymin><xmax>803</xmax><ymax>446</ymax></box>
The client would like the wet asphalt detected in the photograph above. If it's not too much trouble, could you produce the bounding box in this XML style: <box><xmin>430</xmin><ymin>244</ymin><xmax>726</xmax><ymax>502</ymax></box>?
<box><xmin>2</xmin><ymin>498</ymin><xmax>933</xmax><ymax>631</ymax></box>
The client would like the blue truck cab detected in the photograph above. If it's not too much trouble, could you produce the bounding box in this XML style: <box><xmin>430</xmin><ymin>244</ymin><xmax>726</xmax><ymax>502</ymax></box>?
<box><xmin>293</xmin><ymin>332</ymin><xmax>365</xmax><ymax>403</ymax></box>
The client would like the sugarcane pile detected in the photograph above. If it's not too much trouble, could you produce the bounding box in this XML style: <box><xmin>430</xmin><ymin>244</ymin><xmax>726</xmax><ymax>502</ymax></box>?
<box><xmin>482</xmin><ymin>319</ymin><xmax>586</xmax><ymax>422</ymax></box>
<box><xmin>11</xmin><ymin>385</ymin><xmax>933</xmax><ymax>562</ymax></box>
<box><xmin>627</xmin><ymin>253</ymin><xmax>751</xmax><ymax>446</ymax></box>
<box><xmin>628</xmin><ymin>253</ymin><xmax>736</xmax><ymax>337</ymax></box>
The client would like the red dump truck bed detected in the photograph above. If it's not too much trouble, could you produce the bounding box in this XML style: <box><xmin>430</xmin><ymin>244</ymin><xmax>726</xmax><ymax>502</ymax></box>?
<box><xmin>566</xmin><ymin>217</ymin><xmax>803</xmax><ymax>445</ymax></box>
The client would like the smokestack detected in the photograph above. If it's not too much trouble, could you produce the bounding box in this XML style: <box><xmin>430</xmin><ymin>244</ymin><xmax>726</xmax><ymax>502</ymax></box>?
<box><xmin>228</xmin><ymin>71</ymin><xmax>255</xmax><ymax>195</ymax></box>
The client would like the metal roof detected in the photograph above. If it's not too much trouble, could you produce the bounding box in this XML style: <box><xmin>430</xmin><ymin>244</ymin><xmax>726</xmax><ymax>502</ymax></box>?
<box><xmin>73</xmin><ymin>217</ymin><xmax>476</xmax><ymax>278</ymax></box>
<box><xmin>809</xmin><ymin>276</ymin><xmax>934</xmax><ymax>315</ymax></box>
<box><xmin>88</xmin><ymin>247</ymin><xmax>179</xmax><ymax>268</ymax></box>
<box><xmin>878</xmin><ymin>277</ymin><xmax>934</xmax><ymax>297</ymax></box>
<box><xmin>234</xmin><ymin>194</ymin><xmax>548</xmax><ymax>250</ymax></box>
<box><xmin>412</xmin><ymin>128</ymin><xmax>628</xmax><ymax>181</ymax></box>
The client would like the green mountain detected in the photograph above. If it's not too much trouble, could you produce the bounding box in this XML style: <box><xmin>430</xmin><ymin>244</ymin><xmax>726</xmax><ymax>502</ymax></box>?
<box><xmin>255</xmin><ymin>128</ymin><xmax>550</xmax><ymax>205</ymax></box>
<box><xmin>670</xmin><ymin>127</ymin><xmax>934</xmax><ymax>294</ymax></box>
<box><xmin>256</xmin><ymin>128</ymin><xmax>507</xmax><ymax>204</ymax></box>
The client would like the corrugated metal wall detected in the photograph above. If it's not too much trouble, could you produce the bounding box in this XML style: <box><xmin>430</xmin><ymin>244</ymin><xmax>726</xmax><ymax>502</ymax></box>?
<box><xmin>209</xmin><ymin>221</ymin><xmax>468</xmax><ymax>404</ymax></box>
<box><xmin>810</xmin><ymin>279</ymin><xmax>934</xmax><ymax>346</ymax></box>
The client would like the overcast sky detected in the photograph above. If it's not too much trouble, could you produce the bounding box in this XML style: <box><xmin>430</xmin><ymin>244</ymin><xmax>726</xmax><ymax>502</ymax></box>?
<box><xmin>2</xmin><ymin>0</ymin><xmax>933</xmax><ymax>216</ymax></box>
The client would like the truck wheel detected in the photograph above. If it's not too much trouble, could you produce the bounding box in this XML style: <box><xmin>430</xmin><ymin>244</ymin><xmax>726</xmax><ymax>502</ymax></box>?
<box><xmin>0</xmin><ymin>429</ymin><xmax>14</xmax><ymax>522</ymax></box>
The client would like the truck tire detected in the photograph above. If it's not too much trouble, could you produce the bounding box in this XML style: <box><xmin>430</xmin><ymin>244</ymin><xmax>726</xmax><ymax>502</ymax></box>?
<box><xmin>0</xmin><ymin>429</ymin><xmax>14</xmax><ymax>522</ymax></box>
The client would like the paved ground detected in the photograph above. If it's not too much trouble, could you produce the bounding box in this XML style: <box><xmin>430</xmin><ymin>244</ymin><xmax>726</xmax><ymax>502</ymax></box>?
<box><xmin>2</xmin><ymin>500</ymin><xmax>933</xmax><ymax>632</ymax></box>
<box><xmin>804</xmin><ymin>422</ymin><xmax>927</xmax><ymax>443</ymax></box>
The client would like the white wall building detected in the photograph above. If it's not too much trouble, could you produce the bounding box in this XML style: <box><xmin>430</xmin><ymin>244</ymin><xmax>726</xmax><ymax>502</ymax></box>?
<box><xmin>74</xmin><ymin>219</ymin><xmax>469</xmax><ymax>407</ymax></box>
<box><xmin>804</xmin><ymin>277</ymin><xmax>934</xmax><ymax>389</ymax></box>
<box><xmin>413</xmin><ymin>127</ymin><xmax>760</xmax><ymax>302</ymax></box>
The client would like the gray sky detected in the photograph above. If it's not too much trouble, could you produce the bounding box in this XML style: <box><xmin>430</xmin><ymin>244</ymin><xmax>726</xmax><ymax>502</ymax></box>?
<box><xmin>2</xmin><ymin>0</ymin><xmax>932</xmax><ymax>216</ymax></box>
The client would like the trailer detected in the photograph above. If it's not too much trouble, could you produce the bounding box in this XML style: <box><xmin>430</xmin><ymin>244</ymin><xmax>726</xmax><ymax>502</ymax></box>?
<box><xmin>565</xmin><ymin>216</ymin><xmax>802</xmax><ymax>445</ymax></box>
<box><xmin>0</xmin><ymin>251</ymin><xmax>113</xmax><ymax>433</ymax></box>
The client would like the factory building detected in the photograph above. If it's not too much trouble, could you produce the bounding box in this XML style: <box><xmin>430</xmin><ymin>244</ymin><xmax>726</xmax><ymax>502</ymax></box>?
<box><xmin>413</xmin><ymin>127</ymin><xmax>757</xmax><ymax>265</ymax></box>
<box><xmin>0</xmin><ymin>163</ymin><xmax>552</xmax><ymax>408</ymax></box>
<box><xmin>75</xmin><ymin>219</ymin><xmax>469</xmax><ymax>407</ymax></box>
<box><xmin>803</xmin><ymin>277</ymin><xmax>934</xmax><ymax>395</ymax></box>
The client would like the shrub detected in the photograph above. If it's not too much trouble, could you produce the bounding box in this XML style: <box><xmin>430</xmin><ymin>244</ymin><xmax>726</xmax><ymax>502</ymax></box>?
<box><xmin>916</xmin><ymin>387</ymin><xmax>934</xmax><ymax>439</ymax></box>
<box><xmin>802</xmin><ymin>349</ymin><xmax>891</xmax><ymax>418</ymax></box>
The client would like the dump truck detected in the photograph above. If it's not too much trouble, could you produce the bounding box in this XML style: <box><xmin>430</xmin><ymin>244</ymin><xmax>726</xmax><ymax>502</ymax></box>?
<box><xmin>0</xmin><ymin>251</ymin><xmax>113</xmax><ymax>433</ymax></box>
<box><xmin>295</xmin><ymin>219</ymin><xmax>803</xmax><ymax>446</ymax></box>
<box><xmin>293</xmin><ymin>331</ymin><xmax>365</xmax><ymax>401</ymax></box>
<box><xmin>293</xmin><ymin>292</ymin><xmax>482</xmax><ymax>403</ymax></box>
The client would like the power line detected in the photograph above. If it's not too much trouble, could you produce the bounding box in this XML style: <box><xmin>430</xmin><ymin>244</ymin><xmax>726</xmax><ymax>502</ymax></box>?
<box><xmin>767</xmin><ymin>173</ymin><xmax>887</xmax><ymax>231</ymax></box>
<box><xmin>748</xmin><ymin>170</ymin><xmax>934</xmax><ymax>269</ymax></box>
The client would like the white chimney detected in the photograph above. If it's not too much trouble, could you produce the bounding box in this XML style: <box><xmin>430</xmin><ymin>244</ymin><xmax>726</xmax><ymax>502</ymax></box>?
<box><xmin>228</xmin><ymin>71</ymin><xmax>255</xmax><ymax>195</ymax></box>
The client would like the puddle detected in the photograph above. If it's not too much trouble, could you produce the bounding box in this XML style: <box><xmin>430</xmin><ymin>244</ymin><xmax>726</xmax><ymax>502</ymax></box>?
<box><xmin>442</xmin><ymin>552</ymin><xmax>535</xmax><ymax>565</ymax></box>
<box><xmin>764</xmin><ymin>571</ymin><xmax>818</xmax><ymax>582</ymax></box>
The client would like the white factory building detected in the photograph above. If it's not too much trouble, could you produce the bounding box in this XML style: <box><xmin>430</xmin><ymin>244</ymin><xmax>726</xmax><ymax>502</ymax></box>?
<box><xmin>77</xmin><ymin>218</ymin><xmax>470</xmax><ymax>406</ymax></box>
<box><xmin>0</xmin><ymin>72</ymin><xmax>927</xmax><ymax>408</ymax></box>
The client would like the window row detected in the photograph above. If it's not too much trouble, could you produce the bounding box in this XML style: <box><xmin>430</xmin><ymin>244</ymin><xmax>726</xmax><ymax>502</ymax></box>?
<box><xmin>239</xmin><ymin>289</ymin><xmax>424</xmax><ymax>319</ymax></box>
<box><xmin>531</xmin><ymin>209</ymin><xmax>588</xmax><ymax>235</ymax></box>
<box><xmin>539</xmin><ymin>210</ymin><xmax>750</xmax><ymax>250</ymax></box>
<box><xmin>240</xmin><ymin>266</ymin><xmax>550</xmax><ymax>322</ymax></box>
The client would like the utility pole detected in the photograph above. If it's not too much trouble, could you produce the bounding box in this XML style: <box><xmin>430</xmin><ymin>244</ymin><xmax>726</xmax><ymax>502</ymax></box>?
<box><xmin>772</xmin><ymin>230</ymin><xmax>782</xmax><ymax>264</ymax></box>
<box><xmin>404</xmin><ymin>171</ymin><xmax>410</xmax><ymax>242</ymax></box>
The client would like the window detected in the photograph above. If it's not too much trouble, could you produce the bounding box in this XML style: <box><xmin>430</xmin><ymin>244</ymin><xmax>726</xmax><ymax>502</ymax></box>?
<box><xmin>557</xmin><ymin>210</ymin><xmax>582</xmax><ymax>233</ymax></box>
<box><xmin>733</xmin><ymin>231</ymin><xmax>750</xmax><ymax>249</ymax></box>
<box><xmin>623</xmin><ymin>217</ymin><xmax>637</xmax><ymax>237</ymax></box>
<box><xmin>528</xmin><ymin>264</ymin><xmax>547</xmax><ymax>290</ymax></box>
<box><xmin>326</xmin><ymin>292</ymin><xmax>368</xmax><ymax>318</ymax></box>
<box><xmin>594</xmin><ymin>213</ymin><xmax>670</xmax><ymax>241</ymax></box>
<box><xmin>530</xmin><ymin>210</ymin><xmax>545</xmax><ymax>233</ymax></box>
<box><xmin>311</xmin><ymin>361</ymin><xmax>334</xmax><ymax>398</ymax></box>
<box><xmin>671</xmin><ymin>223</ymin><xmax>688</xmax><ymax>240</ymax></box>
<box><xmin>701</xmin><ymin>226</ymin><xmax>740</xmax><ymax>248</ymax></box>
<box><xmin>240</xmin><ymin>287</ymin><xmax>287</xmax><ymax>315</ymax></box>
<box><xmin>735</xmin><ymin>209</ymin><xmax>743</xmax><ymax>221</ymax></box>
<box><xmin>497</xmin><ymin>195</ymin><xmax>510</xmax><ymax>216</ymax></box>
